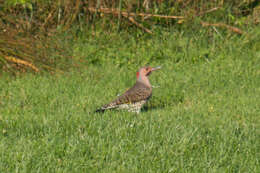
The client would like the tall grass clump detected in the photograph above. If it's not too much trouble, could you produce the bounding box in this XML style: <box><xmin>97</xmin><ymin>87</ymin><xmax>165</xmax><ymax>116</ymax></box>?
<box><xmin>0</xmin><ymin>0</ymin><xmax>259</xmax><ymax>74</ymax></box>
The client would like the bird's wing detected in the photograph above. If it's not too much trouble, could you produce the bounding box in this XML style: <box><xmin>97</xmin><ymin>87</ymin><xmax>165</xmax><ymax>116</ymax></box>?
<box><xmin>114</xmin><ymin>84</ymin><xmax>152</xmax><ymax>104</ymax></box>
<box><xmin>96</xmin><ymin>82</ymin><xmax>152</xmax><ymax>111</ymax></box>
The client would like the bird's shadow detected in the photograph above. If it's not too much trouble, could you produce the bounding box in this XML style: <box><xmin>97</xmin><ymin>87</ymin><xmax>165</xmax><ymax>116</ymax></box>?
<box><xmin>141</xmin><ymin>105</ymin><xmax>162</xmax><ymax>112</ymax></box>
<box><xmin>141</xmin><ymin>94</ymin><xmax>184</xmax><ymax>113</ymax></box>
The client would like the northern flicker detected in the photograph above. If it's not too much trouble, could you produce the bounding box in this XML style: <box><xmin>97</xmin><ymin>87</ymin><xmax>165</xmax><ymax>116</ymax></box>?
<box><xmin>95</xmin><ymin>66</ymin><xmax>161</xmax><ymax>114</ymax></box>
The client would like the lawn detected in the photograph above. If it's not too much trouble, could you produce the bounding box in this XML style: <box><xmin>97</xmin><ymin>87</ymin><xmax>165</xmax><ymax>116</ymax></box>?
<box><xmin>0</xmin><ymin>29</ymin><xmax>259</xmax><ymax>172</ymax></box>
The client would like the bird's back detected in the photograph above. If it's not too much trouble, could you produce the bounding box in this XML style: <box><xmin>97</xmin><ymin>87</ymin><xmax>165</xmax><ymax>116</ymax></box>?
<box><xmin>97</xmin><ymin>81</ymin><xmax>152</xmax><ymax>112</ymax></box>
<box><xmin>114</xmin><ymin>81</ymin><xmax>152</xmax><ymax>104</ymax></box>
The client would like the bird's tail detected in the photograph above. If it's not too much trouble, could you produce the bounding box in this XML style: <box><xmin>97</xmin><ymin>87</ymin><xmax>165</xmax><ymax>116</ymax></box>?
<box><xmin>95</xmin><ymin>108</ymin><xmax>106</xmax><ymax>113</ymax></box>
<box><xmin>94</xmin><ymin>103</ymin><xmax>117</xmax><ymax>113</ymax></box>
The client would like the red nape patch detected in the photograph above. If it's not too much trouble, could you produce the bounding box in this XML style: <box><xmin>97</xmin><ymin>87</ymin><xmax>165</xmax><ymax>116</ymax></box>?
<box><xmin>136</xmin><ymin>72</ymin><xmax>140</xmax><ymax>78</ymax></box>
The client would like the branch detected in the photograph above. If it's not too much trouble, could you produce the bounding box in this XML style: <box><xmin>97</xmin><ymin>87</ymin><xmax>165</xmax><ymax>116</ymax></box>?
<box><xmin>198</xmin><ymin>7</ymin><xmax>220</xmax><ymax>16</ymax></box>
<box><xmin>122</xmin><ymin>15</ymin><xmax>152</xmax><ymax>34</ymax></box>
<box><xmin>4</xmin><ymin>56</ymin><xmax>39</xmax><ymax>72</ymax></box>
<box><xmin>201</xmin><ymin>21</ymin><xmax>245</xmax><ymax>35</ymax></box>
<box><xmin>87</xmin><ymin>7</ymin><xmax>184</xmax><ymax>19</ymax></box>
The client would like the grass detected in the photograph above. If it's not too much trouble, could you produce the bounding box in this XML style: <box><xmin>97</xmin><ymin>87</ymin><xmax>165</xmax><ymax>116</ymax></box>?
<box><xmin>0</xmin><ymin>27</ymin><xmax>260</xmax><ymax>172</ymax></box>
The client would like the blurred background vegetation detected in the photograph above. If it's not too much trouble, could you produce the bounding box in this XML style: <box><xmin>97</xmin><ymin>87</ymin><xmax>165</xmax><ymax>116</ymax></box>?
<box><xmin>0</xmin><ymin>0</ymin><xmax>259</xmax><ymax>74</ymax></box>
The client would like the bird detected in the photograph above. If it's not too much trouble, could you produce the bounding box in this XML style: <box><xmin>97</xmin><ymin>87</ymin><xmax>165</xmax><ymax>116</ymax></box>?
<box><xmin>95</xmin><ymin>66</ymin><xmax>161</xmax><ymax>114</ymax></box>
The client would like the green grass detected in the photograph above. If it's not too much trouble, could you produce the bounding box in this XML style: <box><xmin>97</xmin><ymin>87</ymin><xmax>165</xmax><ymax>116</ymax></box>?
<box><xmin>0</xmin><ymin>28</ymin><xmax>260</xmax><ymax>172</ymax></box>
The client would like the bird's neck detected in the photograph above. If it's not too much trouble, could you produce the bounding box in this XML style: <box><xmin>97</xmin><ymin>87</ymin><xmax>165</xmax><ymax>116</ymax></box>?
<box><xmin>137</xmin><ymin>76</ymin><xmax>151</xmax><ymax>88</ymax></box>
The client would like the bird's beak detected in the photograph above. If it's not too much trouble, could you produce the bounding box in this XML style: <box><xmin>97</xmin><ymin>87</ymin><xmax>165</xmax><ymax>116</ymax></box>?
<box><xmin>151</xmin><ymin>66</ymin><xmax>161</xmax><ymax>71</ymax></box>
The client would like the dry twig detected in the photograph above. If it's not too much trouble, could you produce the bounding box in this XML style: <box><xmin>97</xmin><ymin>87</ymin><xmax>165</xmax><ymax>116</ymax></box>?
<box><xmin>87</xmin><ymin>7</ymin><xmax>184</xmax><ymax>19</ymax></box>
<box><xmin>4</xmin><ymin>56</ymin><xmax>39</xmax><ymax>72</ymax></box>
<box><xmin>87</xmin><ymin>7</ymin><xmax>184</xmax><ymax>34</ymax></box>
<box><xmin>123</xmin><ymin>15</ymin><xmax>152</xmax><ymax>34</ymax></box>
<box><xmin>201</xmin><ymin>21</ymin><xmax>244</xmax><ymax>35</ymax></box>
<box><xmin>198</xmin><ymin>7</ymin><xmax>220</xmax><ymax>16</ymax></box>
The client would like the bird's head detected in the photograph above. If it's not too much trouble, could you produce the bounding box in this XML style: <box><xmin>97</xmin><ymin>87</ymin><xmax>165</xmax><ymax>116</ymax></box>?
<box><xmin>136</xmin><ymin>66</ymin><xmax>161</xmax><ymax>79</ymax></box>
